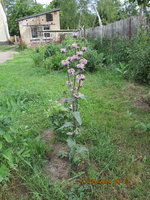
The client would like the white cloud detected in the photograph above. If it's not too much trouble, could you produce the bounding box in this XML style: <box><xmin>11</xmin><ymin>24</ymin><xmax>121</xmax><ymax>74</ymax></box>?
<box><xmin>36</xmin><ymin>0</ymin><xmax>52</xmax><ymax>5</ymax></box>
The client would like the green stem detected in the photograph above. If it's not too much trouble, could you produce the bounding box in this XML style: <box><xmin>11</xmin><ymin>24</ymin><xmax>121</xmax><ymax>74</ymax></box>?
<box><xmin>72</xmin><ymin>74</ymin><xmax>76</xmax><ymax>112</ymax></box>
<box><xmin>77</xmin><ymin>80</ymin><xmax>81</xmax><ymax>91</ymax></box>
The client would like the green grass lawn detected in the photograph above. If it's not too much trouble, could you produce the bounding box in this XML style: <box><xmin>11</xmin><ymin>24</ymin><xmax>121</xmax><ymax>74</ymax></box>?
<box><xmin>0</xmin><ymin>51</ymin><xmax>149</xmax><ymax>200</ymax></box>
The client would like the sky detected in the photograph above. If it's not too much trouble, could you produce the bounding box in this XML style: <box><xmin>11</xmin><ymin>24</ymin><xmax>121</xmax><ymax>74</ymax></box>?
<box><xmin>37</xmin><ymin>0</ymin><xmax>125</xmax><ymax>5</ymax></box>
<box><xmin>37</xmin><ymin>0</ymin><xmax>52</xmax><ymax>5</ymax></box>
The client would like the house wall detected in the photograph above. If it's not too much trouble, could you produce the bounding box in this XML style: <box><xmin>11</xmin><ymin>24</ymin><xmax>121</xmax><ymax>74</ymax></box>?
<box><xmin>18</xmin><ymin>11</ymin><xmax>60</xmax><ymax>46</ymax></box>
<box><xmin>0</xmin><ymin>3</ymin><xmax>10</xmax><ymax>44</ymax></box>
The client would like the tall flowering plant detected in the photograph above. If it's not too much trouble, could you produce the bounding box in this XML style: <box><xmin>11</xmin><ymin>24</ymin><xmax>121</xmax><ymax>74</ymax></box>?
<box><xmin>60</xmin><ymin>34</ymin><xmax>88</xmax><ymax>135</ymax></box>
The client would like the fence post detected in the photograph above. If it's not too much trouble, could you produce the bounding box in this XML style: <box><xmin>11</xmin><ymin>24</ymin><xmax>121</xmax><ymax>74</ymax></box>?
<box><xmin>129</xmin><ymin>17</ymin><xmax>132</xmax><ymax>39</ymax></box>
<box><xmin>84</xmin><ymin>26</ymin><xmax>86</xmax><ymax>38</ymax></box>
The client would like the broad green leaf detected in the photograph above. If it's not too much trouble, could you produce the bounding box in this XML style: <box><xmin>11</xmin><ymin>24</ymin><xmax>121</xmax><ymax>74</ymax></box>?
<box><xmin>0</xmin><ymin>129</ymin><xmax>5</xmax><ymax>136</ymax></box>
<box><xmin>22</xmin><ymin>150</ymin><xmax>31</xmax><ymax>158</ymax></box>
<box><xmin>3</xmin><ymin>148</ymin><xmax>14</xmax><ymax>168</ymax></box>
<box><xmin>76</xmin><ymin>146</ymin><xmax>89</xmax><ymax>155</ymax></box>
<box><xmin>66</xmin><ymin>132</ymin><xmax>74</xmax><ymax>136</ymax></box>
<box><xmin>67</xmin><ymin>138</ymin><xmax>76</xmax><ymax>148</ymax></box>
<box><xmin>58</xmin><ymin>122</ymin><xmax>73</xmax><ymax>130</ymax></box>
<box><xmin>3</xmin><ymin>133</ymin><xmax>13</xmax><ymax>143</ymax></box>
<box><xmin>0</xmin><ymin>141</ymin><xmax>2</xmax><ymax>150</ymax></box>
<box><xmin>0</xmin><ymin>164</ymin><xmax>9</xmax><ymax>182</ymax></box>
<box><xmin>72</xmin><ymin>112</ymin><xmax>82</xmax><ymax>125</ymax></box>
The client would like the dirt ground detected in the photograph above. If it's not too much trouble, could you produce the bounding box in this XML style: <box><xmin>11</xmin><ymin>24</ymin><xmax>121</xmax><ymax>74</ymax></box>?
<box><xmin>0</xmin><ymin>49</ymin><xmax>18</xmax><ymax>64</ymax></box>
<box><xmin>42</xmin><ymin>129</ymin><xmax>71</xmax><ymax>181</ymax></box>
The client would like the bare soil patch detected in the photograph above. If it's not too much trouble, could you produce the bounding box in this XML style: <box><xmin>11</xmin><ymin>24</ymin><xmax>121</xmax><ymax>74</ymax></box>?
<box><xmin>42</xmin><ymin>129</ymin><xmax>71</xmax><ymax>181</ymax></box>
<box><xmin>134</xmin><ymin>96</ymin><xmax>150</xmax><ymax>111</ymax></box>
<box><xmin>124</xmin><ymin>83</ymin><xmax>146</xmax><ymax>97</ymax></box>
<box><xmin>123</xmin><ymin>82</ymin><xmax>150</xmax><ymax>111</ymax></box>
<box><xmin>0</xmin><ymin>178</ymin><xmax>29</xmax><ymax>200</ymax></box>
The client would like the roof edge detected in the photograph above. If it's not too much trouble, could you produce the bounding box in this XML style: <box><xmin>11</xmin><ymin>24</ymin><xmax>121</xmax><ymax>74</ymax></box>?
<box><xmin>16</xmin><ymin>8</ymin><xmax>60</xmax><ymax>21</ymax></box>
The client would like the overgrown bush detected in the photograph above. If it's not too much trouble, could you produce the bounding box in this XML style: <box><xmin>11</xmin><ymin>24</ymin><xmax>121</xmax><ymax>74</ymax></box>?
<box><xmin>61</xmin><ymin>35</ymin><xmax>77</xmax><ymax>46</ymax></box>
<box><xmin>31</xmin><ymin>45</ymin><xmax>45</xmax><ymax>68</ymax></box>
<box><xmin>44</xmin><ymin>43</ymin><xmax>61</xmax><ymax>58</ymax></box>
<box><xmin>31</xmin><ymin>44</ymin><xmax>62</xmax><ymax>69</ymax></box>
<box><xmin>91</xmin><ymin>27</ymin><xmax>150</xmax><ymax>84</ymax></box>
<box><xmin>84</xmin><ymin>49</ymin><xmax>104</xmax><ymax>72</ymax></box>
<box><xmin>127</xmin><ymin>29</ymin><xmax>150</xmax><ymax>84</ymax></box>
<box><xmin>31</xmin><ymin>42</ymin><xmax>70</xmax><ymax>70</ymax></box>
<box><xmin>44</xmin><ymin>51</ymin><xmax>69</xmax><ymax>70</ymax></box>
<box><xmin>92</xmin><ymin>36</ymin><xmax>130</xmax><ymax>64</ymax></box>
<box><xmin>48</xmin><ymin>101</ymin><xmax>72</xmax><ymax>134</ymax></box>
<box><xmin>31</xmin><ymin>36</ymin><xmax>105</xmax><ymax>72</ymax></box>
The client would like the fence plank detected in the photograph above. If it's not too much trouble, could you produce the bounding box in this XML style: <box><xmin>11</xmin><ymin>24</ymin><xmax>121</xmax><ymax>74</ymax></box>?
<box><xmin>81</xmin><ymin>16</ymin><xmax>150</xmax><ymax>39</ymax></box>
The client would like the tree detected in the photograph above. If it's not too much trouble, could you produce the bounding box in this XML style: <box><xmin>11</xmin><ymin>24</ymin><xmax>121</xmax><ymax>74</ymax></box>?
<box><xmin>5</xmin><ymin>0</ymin><xmax>44</xmax><ymax>35</ymax></box>
<box><xmin>47</xmin><ymin>0</ymin><xmax>95</xmax><ymax>29</ymax></box>
<box><xmin>129</xmin><ymin>0</ymin><xmax>150</xmax><ymax>15</ymax></box>
<box><xmin>117</xmin><ymin>0</ymin><xmax>138</xmax><ymax>19</ymax></box>
<box><xmin>77</xmin><ymin>0</ymin><xmax>95</xmax><ymax>28</ymax></box>
<box><xmin>97</xmin><ymin>0</ymin><xmax>121</xmax><ymax>24</ymax></box>
<box><xmin>76</xmin><ymin>0</ymin><xmax>89</xmax><ymax>28</ymax></box>
<box><xmin>48</xmin><ymin>0</ymin><xmax>61</xmax><ymax>8</ymax></box>
<box><xmin>46</xmin><ymin>0</ymin><xmax>78</xmax><ymax>29</ymax></box>
<box><xmin>129</xmin><ymin>0</ymin><xmax>149</xmax><ymax>6</ymax></box>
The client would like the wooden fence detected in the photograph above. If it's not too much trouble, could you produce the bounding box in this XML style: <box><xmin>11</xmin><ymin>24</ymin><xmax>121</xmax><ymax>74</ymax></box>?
<box><xmin>81</xmin><ymin>16</ymin><xmax>150</xmax><ymax>39</ymax></box>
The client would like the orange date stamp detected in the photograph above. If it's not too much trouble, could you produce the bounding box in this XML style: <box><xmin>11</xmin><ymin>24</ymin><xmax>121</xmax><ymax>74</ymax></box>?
<box><xmin>79</xmin><ymin>178</ymin><xmax>132</xmax><ymax>184</ymax></box>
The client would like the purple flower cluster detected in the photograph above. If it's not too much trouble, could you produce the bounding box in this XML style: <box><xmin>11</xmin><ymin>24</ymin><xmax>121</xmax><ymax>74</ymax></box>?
<box><xmin>61</xmin><ymin>60</ymin><xmax>70</xmax><ymax>66</ymax></box>
<box><xmin>82</xmin><ymin>47</ymin><xmax>87</xmax><ymax>52</ymax></box>
<box><xmin>71</xmin><ymin>43</ymin><xmax>78</xmax><ymax>49</ymax></box>
<box><xmin>76</xmin><ymin>63</ymin><xmax>85</xmax><ymax>70</ymax></box>
<box><xmin>66</xmin><ymin>56</ymin><xmax>72</xmax><ymax>61</ymax></box>
<box><xmin>77</xmin><ymin>51</ymin><xmax>83</xmax><ymax>56</ymax></box>
<box><xmin>60</xmin><ymin>48</ymin><xmax>67</xmax><ymax>53</ymax></box>
<box><xmin>76</xmin><ymin>74</ymin><xmax>85</xmax><ymax>80</ymax></box>
<box><xmin>68</xmin><ymin>68</ymin><xmax>75</xmax><ymax>75</ymax></box>
<box><xmin>80</xmin><ymin>58</ymin><xmax>87</xmax><ymax>65</ymax></box>
<box><xmin>73</xmin><ymin>93</ymin><xmax>84</xmax><ymax>99</ymax></box>
<box><xmin>72</xmin><ymin>33</ymin><xmax>79</xmax><ymax>38</ymax></box>
<box><xmin>66</xmin><ymin>80</ymin><xmax>73</xmax><ymax>85</ymax></box>
<box><xmin>71</xmin><ymin>55</ymin><xmax>80</xmax><ymax>61</ymax></box>
<box><xmin>60</xmin><ymin>33</ymin><xmax>88</xmax><ymax>108</ymax></box>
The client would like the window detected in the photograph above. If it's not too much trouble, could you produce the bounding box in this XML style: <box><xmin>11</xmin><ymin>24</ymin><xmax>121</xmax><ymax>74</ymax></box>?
<box><xmin>43</xmin><ymin>25</ymin><xmax>50</xmax><ymax>30</ymax></box>
<box><xmin>31</xmin><ymin>27</ymin><xmax>38</xmax><ymax>38</ymax></box>
<box><xmin>46</xmin><ymin>13</ymin><xmax>53</xmax><ymax>22</ymax></box>
<box><xmin>43</xmin><ymin>25</ymin><xmax>50</xmax><ymax>39</ymax></box>
<box><xmin>44</xmin><ymin>33</ymin><xmax>50</xmax><ymax>38</ymax></box>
